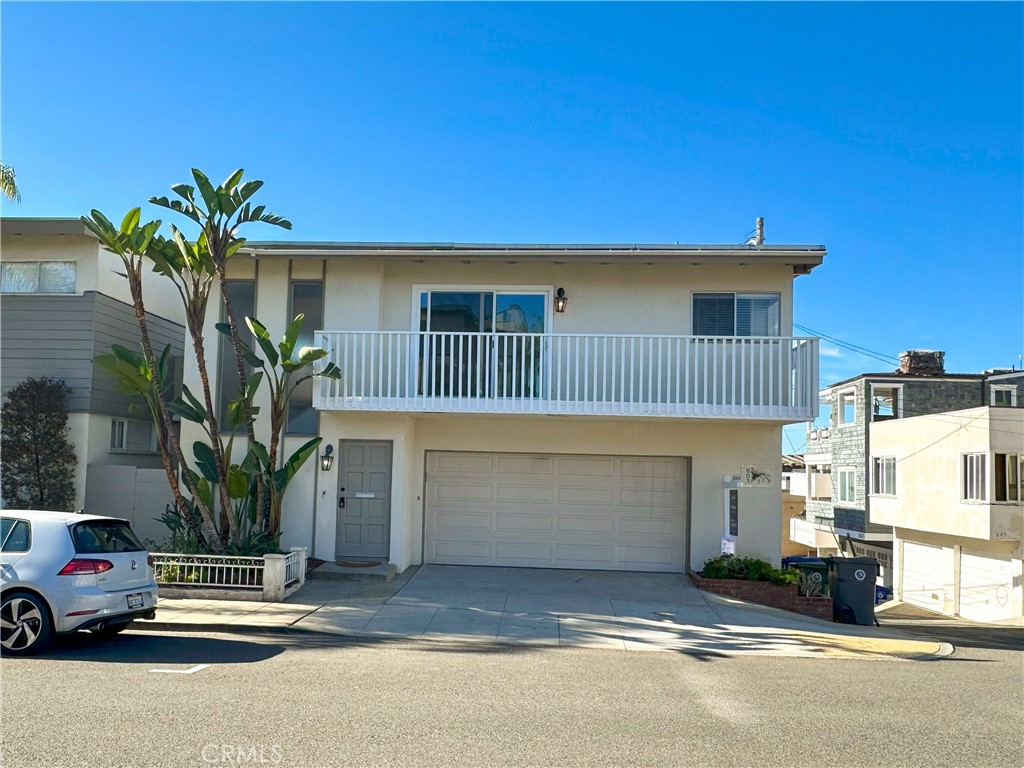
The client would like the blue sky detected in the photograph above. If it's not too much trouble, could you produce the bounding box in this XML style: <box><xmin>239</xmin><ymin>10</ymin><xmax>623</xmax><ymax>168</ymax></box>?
<box><xmin>2</xmin><ymin>2</ymin><xmax>1021</xmax><ymax>451</ymax></box>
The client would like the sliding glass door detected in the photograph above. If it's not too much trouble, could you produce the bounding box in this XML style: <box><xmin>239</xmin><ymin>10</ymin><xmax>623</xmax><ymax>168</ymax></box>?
<box><xmin>418</xmin><ymin>290</ymin><xmax>546</xmax><ymax>399</ymax></box>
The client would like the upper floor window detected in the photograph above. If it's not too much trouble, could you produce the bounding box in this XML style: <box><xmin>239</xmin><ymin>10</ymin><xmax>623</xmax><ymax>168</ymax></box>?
<box><xmin>991</xmin><ymin>386</ymin><xmax>1017</xmax><ymax>407</ymax></box>
<box><xmin>871</xmin><ymin>385</ymin><xmax>901</xmax><ymax>421</ymax></box>
<box><xmin>691</xmin><ymin>293</ymin><xmax>780</xmax><ymax>337</ymax></box>
<box><xmin>994</xmin><ymin>453</ymin><xmax>1021</xmax><ymax>503</ymax></box>
<box><xmin>962</xmin><ymin>453</ymin><xmax>986</xmax><ymax>502</ymax></box>
<box><xmin>218</xmin><ymin>280</ymin><xmax>257</xmax><ymax>431</ymax></box>
<box><xmin>286</xmin><ymin>281</ymin><xmax>325</xmax><ymax>435</ymax></box>
<box><xmin>1</xmin><ymin>261</ymin><xmax>76</xmax><ymax>294</ymax></box>
<box><xmin>836</xmin><ymin>467</ymin><xmax>857</xmax><ymax>503</ymax></box>
<box><xmin>871</xmin><ymin>456</ymin><xmax>896</xmax><ymax>496</ymax></box>
<box><xmin>837</xmin><ymin>390</ymin><xmax>856</xmax><ymax>426</ymax></box>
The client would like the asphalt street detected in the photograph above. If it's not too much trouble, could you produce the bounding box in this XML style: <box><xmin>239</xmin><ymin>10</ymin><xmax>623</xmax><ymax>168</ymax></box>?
<box><xmin>2</xmin><ymin>629</ymin><xmax>1021</xmax><ymax>768</ymax></box>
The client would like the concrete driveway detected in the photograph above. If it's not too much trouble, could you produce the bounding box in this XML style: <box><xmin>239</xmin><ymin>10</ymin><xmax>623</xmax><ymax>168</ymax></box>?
<box><xmin>289</xmin><ymin>565</ymin><xmax>948</xmax><ymax>658</ymax></box>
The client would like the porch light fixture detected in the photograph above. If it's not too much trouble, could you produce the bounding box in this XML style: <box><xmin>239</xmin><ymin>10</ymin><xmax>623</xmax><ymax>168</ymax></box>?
<box><xmin>320</xmin><ymin>444</ymin><xmax>334</xmax><ymax>472</ymax></box>
<box><xmin>554</xmin><ymin>287</ymin><xmax>568</xmax><ymax>313</ymax></box>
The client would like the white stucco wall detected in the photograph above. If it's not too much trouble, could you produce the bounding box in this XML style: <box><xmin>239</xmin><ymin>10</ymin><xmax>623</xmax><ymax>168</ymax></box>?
<box><xmin>871</xmin><ymin>407</ymin><xmax>1024</xmax><ymax>542</ymax></box>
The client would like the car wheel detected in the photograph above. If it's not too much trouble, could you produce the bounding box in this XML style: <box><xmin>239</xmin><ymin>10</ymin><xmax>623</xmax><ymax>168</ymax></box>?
<box><xmin>92</xmin><ymin>621</ymin><xmax>132</xmax><ymax>638</ymax></box>
<box><xmin>0</xmin><ymin>592</ymin><xmax>53</xmax><ymax>656</ymax></box>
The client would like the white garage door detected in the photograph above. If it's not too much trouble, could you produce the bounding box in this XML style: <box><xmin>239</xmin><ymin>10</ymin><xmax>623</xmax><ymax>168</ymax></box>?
<box><xmin>958</xmin><ymin>550</ymin><xmax>1017</xmax><ymax>623</ymax></box>
<box><xmin>424</xmin><ymin>452</ymin><xmax>688</xmax><ymax>572</ymax></box>
<box><xmin>901</xmin><ymin>541</ymin><xmax>951</xmax><ymax>613</ymax></box>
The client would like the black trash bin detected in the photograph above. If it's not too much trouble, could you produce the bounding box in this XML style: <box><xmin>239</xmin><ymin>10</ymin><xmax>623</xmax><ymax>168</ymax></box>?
<box><xmin>826</xmin><ymin>556</ymin><xmax>880</xmax><ymax>625</ymax></box>
<box><xmin>783</xmin><ymin>557</ymin><xmax>830</xmax><ymax>597</ymax></box>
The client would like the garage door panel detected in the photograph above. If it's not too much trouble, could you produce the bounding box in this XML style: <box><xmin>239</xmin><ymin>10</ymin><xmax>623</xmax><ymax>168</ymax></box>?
<box><xmin>496</xmin><ymin>484</ymin><xmax>554</xmax><ymax>503</ymax></box>
<box><xmin>555</xmin><ymin>515</ymin><xmax>615</xmax><ymax>534</ymax></box>
<box><xmin>902</xmin><ymin>542</ymin><xmax>951</xmax><ymax>612</ymax></box>
<box><xmin>495</xmin><ymin>542</ymin><xmax>552</xmax><ymax>564</ymax></box>
<box><xmin>556</xmin><ymin>486</ymin><xmax>615</xmax><ymax>504</ymax></box>
<box><xmin>959</xmin><ymin>550</ymin><xmax>1016</xmax><ymax>623</ymax></box>
<box><xmin>425</xmin><ymin>452</ymin><xmax>687</xmax><ymax>573</ymax></box>
<box><xmin>434</xmin><ymin>511</ymin><xmax>492</xmax><ymax>531</ymax></box>
<box><xmin>496</xmin><ymin>513</ymin><xmax>553</xmax><ymax>532</ymax></box>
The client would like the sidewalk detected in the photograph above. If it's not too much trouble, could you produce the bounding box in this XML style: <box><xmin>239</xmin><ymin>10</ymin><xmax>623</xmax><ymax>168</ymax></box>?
<box><xmin>140</xmin><ymin>567</ymin><xmax>952</xmax><ymax>660</ymax></box>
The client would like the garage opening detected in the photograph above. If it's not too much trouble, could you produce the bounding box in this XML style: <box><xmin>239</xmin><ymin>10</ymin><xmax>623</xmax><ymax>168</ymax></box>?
<box><xmin>423</xmin><ymin>451</ymin><xmax>689</xmax><ymax>573</ymax></box>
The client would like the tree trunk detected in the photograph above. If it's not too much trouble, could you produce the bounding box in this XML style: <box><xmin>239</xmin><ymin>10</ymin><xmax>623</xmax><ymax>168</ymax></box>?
<box><xmin>128</xmin><ymin>271</ymin><xmax>218</xmax><ymax>547</ymax></box>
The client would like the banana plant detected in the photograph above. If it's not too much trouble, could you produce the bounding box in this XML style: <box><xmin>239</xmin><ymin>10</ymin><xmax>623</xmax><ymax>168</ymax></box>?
<box><xmin>151</xmin><ymin>168</ymin><xmax>292</xmax><ymax>527</ymax></box>
<box><xmin>216</xmin><ymin>313</ymin><xmax>341</xmax><ymax>534</ymax></box>
<box><xmin>82</xmin><ymin>209</ymin><xmax>213</xmax><ymax>542</ymax></box>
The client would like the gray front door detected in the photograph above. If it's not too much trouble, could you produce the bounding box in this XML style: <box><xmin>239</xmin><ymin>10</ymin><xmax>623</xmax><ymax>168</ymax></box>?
<box><xmin>336</xmin><ymin>440</ymin><xmax>392</xmax><ymax>561</ymax></box>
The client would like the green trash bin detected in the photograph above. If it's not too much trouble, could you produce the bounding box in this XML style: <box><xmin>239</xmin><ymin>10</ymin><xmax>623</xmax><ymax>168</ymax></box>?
<box><xmin>784</xmin><ymin>557</ymin><xmax>830</xmax><ymax>597</ymax></box>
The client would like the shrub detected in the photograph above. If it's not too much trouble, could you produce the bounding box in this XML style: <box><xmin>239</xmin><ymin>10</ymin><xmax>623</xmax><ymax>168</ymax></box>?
<box><xmin>700</xmin><ymin>554</ymin><xmax>797</xmax><ymax>586</ymax></box>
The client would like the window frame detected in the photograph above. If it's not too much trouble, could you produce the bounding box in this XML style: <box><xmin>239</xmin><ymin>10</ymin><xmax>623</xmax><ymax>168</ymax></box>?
<box><xmin>994</xmin><ymin>453</ymin><xmax>1021</xmax><ymax>503</ymax></box>
<box><xmin>690</xmin><ymin>291</ymin><xmax>782</xmax><ymax>337</ymax></box>
<box><xmin>0</xmin><ymin>518</ymin><xmax>32</xmax><ymax>553</ymax></box>
<box><xmin>871</xmin><ymin>456</ymin><xmax>897</xmax><ymax>497</ymax></box>
<box><xmin>285</xmin><ymin>279</ymin><xmax>325</xmax><ymax>435</ymax></box>
<box><xmin>0</xmin><ymin>260</ymin><xmax>78</xmax><ymax>294</ymax></box>
<box><xmin>870</xmin><ymin>383</ymin><xmax>903</xmax><ymax>421</ymax></box>
<box><xmin>961</xmin><ymin>452</ymin><xmax>987</xmax><ymax>502</ymax></box>
<box><xmin>837</xmin><ymin>389</ymin><xmax>857</xmax><ymax>427</ymax></box>
<box><xmin>990</xmin><ymin>385</ymin><xmax>1017</xmax><ymax>407</ymax></box>
<box><xmin>836</xmin><ymin>466</ymin><xmax>857</xmax><ymax>503</ymax></box>
<box><xmin>217</xmin><ymin>279</ymin><xmax>258</xmax><ymax>432</ymax></box>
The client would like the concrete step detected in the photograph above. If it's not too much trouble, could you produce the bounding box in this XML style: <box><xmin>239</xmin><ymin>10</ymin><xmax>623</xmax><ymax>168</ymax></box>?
<box><xmin>312</xmin><ymin>562</ymin><xmax>397</xmax><ymax>582</ymax></box>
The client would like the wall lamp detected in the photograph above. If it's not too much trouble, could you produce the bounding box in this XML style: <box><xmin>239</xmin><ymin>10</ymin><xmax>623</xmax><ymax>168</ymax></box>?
<box><xmin>320</xmin><ymin>444</ymin><xmax>334</xmax><ymax>472</ymax></box>
<box><xmin>554</xmin><ymin>287</ymin><xmax>568</xmax><ymax>313</ymax></box>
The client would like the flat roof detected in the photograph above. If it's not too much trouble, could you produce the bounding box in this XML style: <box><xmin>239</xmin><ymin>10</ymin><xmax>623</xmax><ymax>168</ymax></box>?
<box><xmin>1</xmin><ymin>217</ymin><xmax>90</xmax><ymax>237</ymax></box>
<box><xmin>820</xmin><ymin>371</ymin><xmax>987</xmax><ymax>393</ymax></box>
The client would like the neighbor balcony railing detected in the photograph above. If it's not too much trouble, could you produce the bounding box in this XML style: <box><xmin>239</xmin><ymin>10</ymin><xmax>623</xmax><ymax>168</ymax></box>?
<box><xmin>314</xmin><ymin>331</ymin><xmax>818</xmax><ymax>421</ymax></box>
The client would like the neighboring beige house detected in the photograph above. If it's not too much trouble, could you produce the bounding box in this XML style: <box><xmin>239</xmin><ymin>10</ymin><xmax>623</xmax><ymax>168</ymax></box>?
<box><xmin>871</xmin><ymin>403</ymin><xmax>1024</xmax><ymax>622</ymax></box>
<box><xmin>183</xmin><ymin>235</ymin><xmax>824</xmax><ymax>574</ymax></box>
<box><xmin>0</xmin><ymin>218</ymin><xmax>185</xmax><ymax>542</ymax></box>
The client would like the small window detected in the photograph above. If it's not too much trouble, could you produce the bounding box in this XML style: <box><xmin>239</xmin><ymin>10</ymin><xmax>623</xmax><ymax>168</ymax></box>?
<box><xmin>994</xmin><ymin>453</ymin><xmax>1021</xmax><ymax>502</ymax></box>
<box><xmin>1</xmin><ymin>261</ymin><xmax>76</xmax><ymax>293</ymax></box>
<box><xmin>0</xmin><ymin>519</ymin><xmax>31</xmax><ymax>552</ymax></box>
<box><xmin>692</xmin><ymin>293</ymin><xmax>780</xmax><ymax>337</ymax></box>
<box><xmin>962</xmin><ymin>453</ymin><xmax>987</xmax><ymax>502</ymax></box>
<box><xmin>991</xmin><ymin>386</ymin><xmax>1017</xmax><ymax>407</ymax></box>
<box><xmin>837</xmin><ymin>467</ymin><xmax>857</xmax><ymax>503</ymax></box>
<box><xmin>838</xmin><ymin>391</ymin><xmax>856</xmax><ymax>426</ymax></box>
<box><xmin>872</xmin><ymin>457</ymin><xmax>896</xmax><ymax>496</ymax></box>
<box><xmin>71</xmin><ymin>520</ymin><xmax>145</xmax><ymax>553</ymax></box>
<box><xmin>871</xmin><ymin>385</ymin><xmax>900</xmax><ymax>421</ymax></box>
<box><xmin>286</xmin><ymin>281</ymin><xmax>325</xmax><ymax>435</ymax></box>
<box><xmin>110</xmin><ymin>418</ymin><xmax>156</xmax><ymax>453</ymax></box>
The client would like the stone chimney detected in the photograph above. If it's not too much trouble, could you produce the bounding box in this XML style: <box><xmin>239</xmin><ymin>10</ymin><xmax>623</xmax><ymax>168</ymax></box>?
<box><xmin>755</xmin><ymin>217</ymin><xmax>764</xmax><ymax>245</ymax></box>
<box><xmin>897</xmin><ymin>349</ymin><xmax>945</xmax><ymax>376</ymax></box>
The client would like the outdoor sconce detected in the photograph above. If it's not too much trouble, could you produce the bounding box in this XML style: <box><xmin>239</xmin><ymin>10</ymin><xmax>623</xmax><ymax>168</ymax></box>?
<box><xmin>554</xmin><ymin>287</ymin><xmax>568</xmax><ymax>313</ymax></box>
<box><xmin>320</xmin><ymin>444</ymin><xmax>334</xmax><ymax>472</ymax></box>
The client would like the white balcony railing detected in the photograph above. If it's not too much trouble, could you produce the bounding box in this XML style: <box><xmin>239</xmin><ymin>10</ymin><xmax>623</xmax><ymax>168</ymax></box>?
<box><xmin>314</xmin><ymin>332</ymin><xmax>818</xmax><ymax>421</ymax></box>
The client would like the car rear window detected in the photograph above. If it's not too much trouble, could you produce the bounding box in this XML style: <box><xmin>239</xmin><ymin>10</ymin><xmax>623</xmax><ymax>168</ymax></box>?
<box><xmin>1</xmin><ymin>519</ymin><xmax>31</xmax><ymax>552</ymax></box>
<box><xmin>71</xmin><ymin>520</ymin><xmax>145</xmax><ymax>554</ymax></box>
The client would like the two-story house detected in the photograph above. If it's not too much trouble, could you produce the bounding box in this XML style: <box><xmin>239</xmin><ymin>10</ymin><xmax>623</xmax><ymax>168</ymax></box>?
<box><xmin>0</xmin><ymin>218</ymin><xmax>185</xmax><ymax>542</ymax></box>
<box><xmin>183</xmin><ymin>234</ymin><xmax>825</xmax><ymax>574</ymax></box>
<box><xmin>871</xmin><ymin>396</ymin><xmax>1024</xmax><ymax>623</ymax></box>
<box><xmin>793</xmin><ymin>351</ymin><xmax>1024</xmax><ymax>597</ymax></box>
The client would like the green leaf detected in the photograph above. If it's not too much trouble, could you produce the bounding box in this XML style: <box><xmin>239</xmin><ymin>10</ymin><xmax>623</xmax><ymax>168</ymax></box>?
<box><xmin>279</xmin><ymin>314</ymin><xmax>305</xmax><ymax>360</ymax></box>
<box><xmin>272</xmin><ymin>438</ymin><xmax>321</xmax><ymax>492</ymax></box>
<box><xmin>226</xmin><ymin>464</ymin><xmax>250</xmax><ymax>499</ymax></box>
<box><xmin>192</xmin><ymin>441</ymin><xmax>219</xmax><ymax>483</ymax></box>
<box><xmin>246</xmin><ymin>316</ymin><xmax>279</xmax><ymax>367</ymax></box>
<box><xmin>192</xmin><ymin>168</ymin><xmax>219</xmax><ymax>214</ymax></box>
<box><xmin>223</xmin><ymin>169</ymin><xmax>245</xmax><ymax>190</ymax></box>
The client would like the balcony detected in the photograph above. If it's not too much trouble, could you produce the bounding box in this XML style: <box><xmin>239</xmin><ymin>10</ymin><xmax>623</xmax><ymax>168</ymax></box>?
<box><xmin>314</xmin><ymin>331</ymin><xmax>818</xmax><ymax>421</ymax></box>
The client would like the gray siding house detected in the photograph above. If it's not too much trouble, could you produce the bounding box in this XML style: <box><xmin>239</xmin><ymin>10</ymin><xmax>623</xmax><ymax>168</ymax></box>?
<box><xmin>1</xmin><ymin>218</ymin><xmax>186</xmax><ymax>542</ymax></box>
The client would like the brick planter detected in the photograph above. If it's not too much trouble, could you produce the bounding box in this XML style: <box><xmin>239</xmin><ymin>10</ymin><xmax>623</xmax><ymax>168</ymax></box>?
<box><xmin>691</xmin><ymin>572</ymin><xmax>833</xmax><ymax>621</ymax></box>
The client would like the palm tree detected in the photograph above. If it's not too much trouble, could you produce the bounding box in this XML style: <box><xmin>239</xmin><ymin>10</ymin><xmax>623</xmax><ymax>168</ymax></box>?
<box><xmin>1</xmin><ymin>164</ymin><xmax>21</xmax><ymax>203</ymax></box>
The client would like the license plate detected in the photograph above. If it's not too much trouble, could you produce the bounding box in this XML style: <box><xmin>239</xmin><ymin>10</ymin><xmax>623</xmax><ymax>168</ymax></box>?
<box><xmin>127</xmin><ymin>593</ymin><xmax>144</xmax><ymax>609</ymax></box>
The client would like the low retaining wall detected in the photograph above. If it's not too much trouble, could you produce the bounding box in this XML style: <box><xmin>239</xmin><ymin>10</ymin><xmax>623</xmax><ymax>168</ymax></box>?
<box><xmin>691</xmin><ymin>573</ymin><xmax>833</xmax><ymax>621</ymax></box>
<box><xmin>154</xmin><ymin>547</ymin><xmax>308</xmax><ymax>602</ymax></box>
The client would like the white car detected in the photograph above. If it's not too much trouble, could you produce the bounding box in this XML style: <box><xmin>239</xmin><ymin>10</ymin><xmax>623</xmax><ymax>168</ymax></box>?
<box><xmin>1</xmin><ymin>510</ymin><xmax>158</xmax><ymax>656</ymax></box>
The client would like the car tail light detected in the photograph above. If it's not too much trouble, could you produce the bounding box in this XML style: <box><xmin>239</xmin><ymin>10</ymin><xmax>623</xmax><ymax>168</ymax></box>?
<box><xmin>147</xmin><ymin>554</ymin><xmax>154</xmax><ymax>567</ymax></box>
<box><xmin>58</xmin><ymin>558</ymin><xmax>115</xmax><ymax>576</ymax></box>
